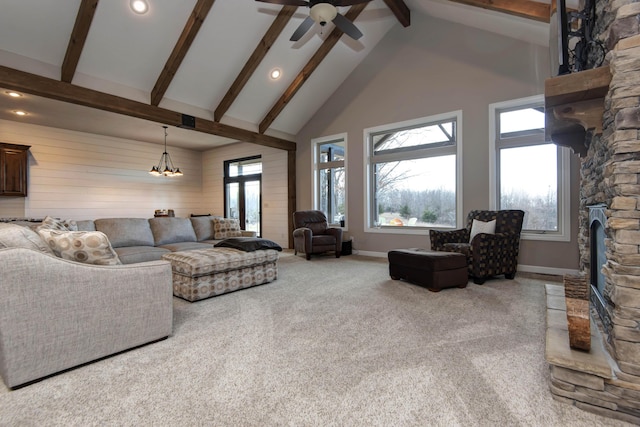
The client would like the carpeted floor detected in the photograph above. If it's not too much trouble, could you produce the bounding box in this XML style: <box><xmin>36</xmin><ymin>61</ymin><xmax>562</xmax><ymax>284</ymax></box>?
<box><xmin>0</xmin><ymin>252</ymin><xmax>632</xmax><ymax>426</ymax></box>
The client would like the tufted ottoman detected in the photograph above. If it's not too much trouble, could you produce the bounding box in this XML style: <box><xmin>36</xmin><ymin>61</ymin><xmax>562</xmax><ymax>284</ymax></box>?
<box><xmin>162</xmin><ymin>248</ymin><xmax>279</xmax><ymax>301</ymax></box>
<box><xmin>388</xmin><ymin>249</ymin><xmax>468</xmax><ymax>292</ymax></box>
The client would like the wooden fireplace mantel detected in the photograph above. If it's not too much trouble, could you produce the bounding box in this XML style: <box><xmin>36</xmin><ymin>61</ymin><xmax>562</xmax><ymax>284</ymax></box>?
<box><xmin>545</xmin><ymin>66</ymin><xmax>612</xmax><ymax>157</ymax></box>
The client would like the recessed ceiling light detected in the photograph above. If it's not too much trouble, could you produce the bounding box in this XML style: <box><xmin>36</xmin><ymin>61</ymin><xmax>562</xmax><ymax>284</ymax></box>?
<box><xmin>5</xmin><ymin>91</ymin><xmax>22</xmax><ymax>98</ymax></box>
<box><xmin>270</xmin><ymin>68</ymin><xmax>282</xmax><ymax>80</ymax></box>
<box><xmin>130</xmin><ymin>0</ymin><xmax>149</xmax><ymax>14</ymax></box>
<box><xmin>13</xmin><ymin>110</ymin><xmax>27</xmax><ymax>116</ymax></box>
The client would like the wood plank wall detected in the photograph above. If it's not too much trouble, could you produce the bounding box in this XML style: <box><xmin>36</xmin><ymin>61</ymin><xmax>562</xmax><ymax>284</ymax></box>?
<box><xmin>0</xmin><ymin>119</ymin><xmax>203</xmax><ymax>220</ymax></box>
<box><xmin>201</xmin><ymin>142</ymin><xmax>290</xmax><ymax>248</ymax></box>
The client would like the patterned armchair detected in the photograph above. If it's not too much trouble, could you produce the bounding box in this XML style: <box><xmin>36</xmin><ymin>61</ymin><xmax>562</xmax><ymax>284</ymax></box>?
<box><xmin>429</xmin><ymin>210</ymin><xmax>525</xmax><ymax>284</ymax></box>
<box><xmin>293</xmin><ymin>210</ymin><xmax>342</xmax><ymax>260</ymax></box>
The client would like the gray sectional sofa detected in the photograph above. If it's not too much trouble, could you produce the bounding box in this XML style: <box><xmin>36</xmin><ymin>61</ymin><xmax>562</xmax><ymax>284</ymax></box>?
<box><xmin>78</xmin><ymin>216</ymin><xmax>256</xmax><ymax>264</ymax></box>
<box><xmin>0</xmin><ymin>215</ymin><xmax>253</xmax><ymax>389</ymax></box>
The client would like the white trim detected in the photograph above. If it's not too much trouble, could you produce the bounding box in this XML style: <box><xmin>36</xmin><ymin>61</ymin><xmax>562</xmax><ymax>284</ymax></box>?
<box><xmin>517</xmin><ymin>264</ymin><xmax>579</xmax><ymax>276</ymax></box>
<box><xmin>353</xmin><ymin>250</ymin><xmax>387</xmax><ymax>258</ymax></box>
<box><xmin>311</xmin><ymin>133</ymin><xmax>348</xmax><ymax>230</ymax></box>
<box><xmin>489</xmin><ymin>95</ymin><xmax>571</xmax><ymax>242</ymax></box>
<box><xmin>363</xmin><ymin>111</ymin><xmax>463</xmax><ymax>233</ymax></box>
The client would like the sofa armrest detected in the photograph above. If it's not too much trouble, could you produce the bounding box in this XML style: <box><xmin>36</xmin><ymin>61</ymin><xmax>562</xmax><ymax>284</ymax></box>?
<box><xmin>241</xmin><ymin>230</ymin><xmax>257</xmax><ymax>237</ymax></box>
<box><xmin>0</xmin><ymin>248</ymin><xmax>173</xmax><ymax>389</ymax></box>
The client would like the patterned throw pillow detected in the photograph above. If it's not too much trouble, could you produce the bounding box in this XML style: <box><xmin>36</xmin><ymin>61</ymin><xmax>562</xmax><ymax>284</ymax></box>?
<box><xmin>213</xmin><ymin>218</ymin><xmax>242</xmax><ymax>240</ymax></box>
<box><xmin>37</xmin><ymin>229</ymin><xmax>122</xmax><ymax>265</ymax></box>
<box><xmin>469</xmin><ymin>219</ymin><xmax>496</xmax><ymax>243</ymax></box>
<box><xmin>38</xmin><ymin>215</ymin><xmax>79</xmax><ymax>231</ymax></box>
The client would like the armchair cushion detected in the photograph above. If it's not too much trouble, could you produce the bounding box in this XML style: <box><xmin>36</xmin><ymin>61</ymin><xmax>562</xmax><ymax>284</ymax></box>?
<box><xmin>469</xmin><ymin>219</ymin><xmax>495</xmax><ymax>242</ymax></box>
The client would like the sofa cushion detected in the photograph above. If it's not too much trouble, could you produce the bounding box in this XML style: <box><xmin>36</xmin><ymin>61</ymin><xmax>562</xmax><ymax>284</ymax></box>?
<box><xmin>37</xmin><ymin>229</ymin><xmax>122</xmax><ymax>265</ymax></box>
<box><xmin>0</xmin><ymin>223</ymin><xmax>54</xmax><ymax>255</ymax></box>
<box><xmin>190</xmin><ymin>216</ymin><xmax>222</xmax><ymax>241</ymax></box>
<box><xmin>213</xmin><ymin>218</ymin><xmax>242</xmax><ymax>239</ymax></box>
<box><xmin>113</xmin><ymin>246</ymin><xmax>171</xmax><ymax>264</ymax></box>
<box><xmin>149</xmin><ymin>217</ymin><xmax>197</xmax><ymax>246</ymax></box>
<box><xmin>95</xmin><ymin>218</ymin><xmax>155</xmax><ymax>248</ymax></box>
<box><xmin>76</xmin><ymin>220</ymin><xmax>96</xmax><ymax>232</ymax></box>
<box><xmin>158</xmin><ymin>241</ymin><xmax>213</xmax><ymax>252</ymax></box>
<box><xmin>38</xmin><ymin>216</ymin><xmax>78</xmax><ymax>231</ymax></box>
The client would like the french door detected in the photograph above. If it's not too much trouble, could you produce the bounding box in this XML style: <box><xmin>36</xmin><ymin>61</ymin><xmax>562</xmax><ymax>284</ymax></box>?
<box><xmin>224</xmin><ymin>156</ymin><xmax>262</xmax><ymax>236</ymax></box>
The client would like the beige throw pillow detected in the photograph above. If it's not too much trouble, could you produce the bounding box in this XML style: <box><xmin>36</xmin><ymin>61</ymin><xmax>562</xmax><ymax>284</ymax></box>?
<box><xmin>38</xmin><ymin>215</ymin><xmax>79</xmax><ymax>231</ymax></box>
<box><xmin>469</xmin><ymin>219</ymin><xmax>496</xmax><ymax>243</ymax></box>
<box><xmin>0</xmin><ymin>223</ymin><xmax>55</xmax><ymax>255</ymax></box>
<box><xmin>37</xmin><ymin>229</ymin><xmax>122</xmax><ymax>265</ymax></box>
<box><xmin>213</xmin><ymin>218</ymin><xmax>242</xmax><ymax>240</ymax></box>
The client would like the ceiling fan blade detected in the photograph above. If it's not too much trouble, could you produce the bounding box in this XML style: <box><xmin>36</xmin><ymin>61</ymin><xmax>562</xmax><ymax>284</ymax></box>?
<box><xmin>290</xmin><ymin>16</ymin><xmax>315</xmax><ymax>41</ymax></box>
<box><xmin>254</xmin><ymin>0</ymin><xmax>308</xmax><ymax>6</ymax></box>
<box><xmin>333</xmin><ymin>0</ymin><xmax>372</xmax><ymax>6</ymax></box>
<box><xmin>332</xmin><ymin>12</ymin><xmax>363</xmax><ymax>40</ymax></box>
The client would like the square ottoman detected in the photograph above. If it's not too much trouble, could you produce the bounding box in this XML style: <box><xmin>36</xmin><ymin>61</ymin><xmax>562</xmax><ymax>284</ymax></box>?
<box><xmin>388</xmin><ymin>248</ymin><xmax>468</xmax><ymax>292</ymax></box>
<box><xmin>162</xmin><ymin>248</ymin><xmax>279</xmax><ymax>301</ymax></box>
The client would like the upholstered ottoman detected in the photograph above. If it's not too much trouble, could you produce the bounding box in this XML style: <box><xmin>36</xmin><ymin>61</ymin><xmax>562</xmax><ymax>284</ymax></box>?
<box><xmin>388</xmin><ymin>249</ymin><xmax>468</xmax><ymax>292</ymax></box>
<box><xmin>162</xmin><ymin>248</ymin><xmax>279</xmax><ymax>301</ymax></box>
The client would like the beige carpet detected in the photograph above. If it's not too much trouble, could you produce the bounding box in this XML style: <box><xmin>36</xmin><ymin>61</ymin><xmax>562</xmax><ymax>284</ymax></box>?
<box><xmin>0</xmin><ymin>252</ymin><xmax>632</xmax><ymax>426</ymax></box>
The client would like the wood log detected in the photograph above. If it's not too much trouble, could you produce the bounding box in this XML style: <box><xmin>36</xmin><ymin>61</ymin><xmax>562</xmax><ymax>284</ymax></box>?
<box><xmin>564</xmin><ymin>274</ymin><xmax>591</xmax><ymax>351</ymax></box>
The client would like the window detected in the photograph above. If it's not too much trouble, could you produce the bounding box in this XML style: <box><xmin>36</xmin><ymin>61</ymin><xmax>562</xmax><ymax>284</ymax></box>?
<box><xmin>490</xmin><ymin>95</ymin><xmax>570</xmax><ymax>241</ymax></box>
<box><xmin>312</xmin><ymin>134</ymin><xmax>346</xmax><ymax>227</ymax></box>
<box><xmin>224</xmin><ymin>156</ymin><xmax>262</xmax><ymax>236</ymax></box>
<box><xmin>365</xmin><ymin>111</ymin><xmax>463</xmax><ymax>232</ymax></box>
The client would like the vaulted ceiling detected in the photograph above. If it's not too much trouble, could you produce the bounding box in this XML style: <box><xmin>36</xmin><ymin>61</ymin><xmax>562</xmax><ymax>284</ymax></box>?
<box><xmin>0</xmin><ymin>0</ymin><xmax>574</xmax><ymax>151</ymax></box>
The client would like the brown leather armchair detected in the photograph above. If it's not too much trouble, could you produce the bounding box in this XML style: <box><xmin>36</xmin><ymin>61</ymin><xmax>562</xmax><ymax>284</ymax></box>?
<box><xmin>293</xmin><ymin>210</ymin><xmax>342</xmax><ymax>260</ymax></box>
<box><xmin>430</xmin><ymin>210</ymin><xmax>524</xmax><ymax>284</ymax></box>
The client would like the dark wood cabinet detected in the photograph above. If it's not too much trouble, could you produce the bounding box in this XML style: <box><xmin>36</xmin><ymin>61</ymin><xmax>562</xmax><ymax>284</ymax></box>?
<box><xmin>0</xmin><ymin>143</ymin><xmax>30</xmax><ymax>197</ymax></box>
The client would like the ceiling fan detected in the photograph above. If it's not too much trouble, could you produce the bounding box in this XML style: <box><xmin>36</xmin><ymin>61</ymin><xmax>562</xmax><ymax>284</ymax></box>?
<box><xmin>255</xmin><ymin>0</ymin><xmax>372</xmax><ymax>41</ymax></box>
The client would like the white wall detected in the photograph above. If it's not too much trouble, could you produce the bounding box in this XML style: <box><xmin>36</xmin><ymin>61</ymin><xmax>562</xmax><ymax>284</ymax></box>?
<box><xmin>202</xmin><ymin>142</ymin><xmax>290</xmax><ymax>248</ymax></box>
<box><xmin>0</xmin><ymin>119</ymin><xmax>203</xmax><ymax>220</ymax></box>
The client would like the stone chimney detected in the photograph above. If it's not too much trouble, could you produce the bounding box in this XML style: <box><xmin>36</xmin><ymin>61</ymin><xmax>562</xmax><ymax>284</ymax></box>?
<box><xmin>545</xmin><ymin>1</ymin><xmax>640</xmax><ymax>424</ymax></box>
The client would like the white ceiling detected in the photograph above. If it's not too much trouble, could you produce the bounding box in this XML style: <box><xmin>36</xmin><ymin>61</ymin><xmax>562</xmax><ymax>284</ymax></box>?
<box><xmin>0</xmin><ymin>0</ymin><xmax>566</xmax><ymax>150</ymax></box>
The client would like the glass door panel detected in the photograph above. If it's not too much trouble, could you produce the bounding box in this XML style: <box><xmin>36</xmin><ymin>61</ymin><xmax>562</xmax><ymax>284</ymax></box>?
<box><xmin>244</xmin><ymin>180</ymin><xmax>260</xmax><ymax>235</ymax></box>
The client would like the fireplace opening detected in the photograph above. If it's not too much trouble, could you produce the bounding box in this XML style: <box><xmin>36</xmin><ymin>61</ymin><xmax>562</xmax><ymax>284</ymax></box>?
<box><xmin>588</xmin><ymin>204</ymin><xmax>611</xmax><ymax>326</ymax></box>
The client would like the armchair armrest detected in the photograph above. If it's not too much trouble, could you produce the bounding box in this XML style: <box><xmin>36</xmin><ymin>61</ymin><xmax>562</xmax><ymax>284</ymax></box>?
<box><xmin>324</xmin><ymin>227</ymin><xmax>343</xmax><ymax>252</ymax></box>
<box><xmin>430</xmin><ymin>228</ymin><xmax>469</xmax><ymax>251</ymax></box>
<box><xmin>293</xmin><ymin>227</ymin><xmax>313</xmax><ymax>254</ymax></box>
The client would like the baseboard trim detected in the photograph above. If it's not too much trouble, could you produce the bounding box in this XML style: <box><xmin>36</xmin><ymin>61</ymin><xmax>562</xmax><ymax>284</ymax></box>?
<box><xmin>517</xmin><ymin>264</ymin><xmax>579</xmax><ymax>276</ymax></box>
<box><xmin>353</xmin><ymin>251</ymin><xmax>579</xmax><ymax>276</ymax></box>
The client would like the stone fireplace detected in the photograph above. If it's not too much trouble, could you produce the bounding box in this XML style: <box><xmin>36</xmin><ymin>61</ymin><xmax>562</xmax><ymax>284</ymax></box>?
<box><xmin>543</xmin><ymin>0</ymin><xmax>640</xmax><ymax>424</ymax></box>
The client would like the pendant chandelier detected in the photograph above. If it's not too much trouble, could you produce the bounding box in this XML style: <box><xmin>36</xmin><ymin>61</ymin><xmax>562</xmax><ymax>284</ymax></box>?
<box><xmin>149</xmin><ymin>126</ymin><xmax>183</xmax><ymax>177</ymax></box>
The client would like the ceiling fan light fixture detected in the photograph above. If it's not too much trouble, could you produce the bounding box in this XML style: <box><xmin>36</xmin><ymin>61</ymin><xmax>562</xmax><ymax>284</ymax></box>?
<box><xmin>310</xmin><ymin>3</ymin><xmax>337</xmax><ymax>26</ymax></box>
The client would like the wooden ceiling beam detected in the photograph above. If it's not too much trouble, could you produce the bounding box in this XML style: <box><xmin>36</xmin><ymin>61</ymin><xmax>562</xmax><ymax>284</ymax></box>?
<box><xmin>214</xmin><ymin>6</ymin><xmax>297</xmax><ymax>123</ymax></box>
<box><xmin>383</xmin><ymin>0</ymin><xmax>410</xmax><ymax>27</ymax></box>
<box><xmin>447</xmin><ymin>0</ymin><xmax>550</xmax><ymax>23</ymax></box>
<box><xmin>0</xmin><ymin>65</ymin><xmax>295</xmax><ymax>152</ymax></box>
<box><xmin>150</xmin><ymin>0</ymin><xmax>216</xmax><ymax>107</ymax></box>
<box><xmin>61</xmin><ymin>0</ymin><xmax>99</xmax><ymax>83</ymax></box>
<box><xmin>259</xmin><ymin>3</ymin><xmax>367</xmax><ymax>134</ymax></box>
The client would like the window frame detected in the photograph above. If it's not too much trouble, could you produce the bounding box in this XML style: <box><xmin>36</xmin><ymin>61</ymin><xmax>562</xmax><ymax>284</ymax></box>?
<box><xmin>311</xmin><ymin>133</ymin><xmax>348</xmax><ymax>229</ymax></box>
<box><xmin>364</xmin><ymin>111</ymin><xmax>463</xmax><ymax>234</ymax></box>
<box><xmin>489</xmin><ymin>95</ymin><xmax>571</xmax><ymax>242</ymax></box>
